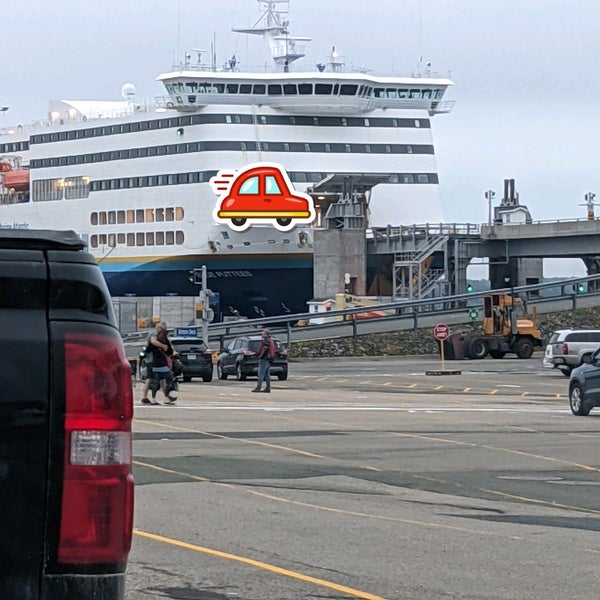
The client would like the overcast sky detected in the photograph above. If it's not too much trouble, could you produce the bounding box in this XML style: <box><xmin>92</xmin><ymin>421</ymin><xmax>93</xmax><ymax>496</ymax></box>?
<box><xmin>3</xmin><ymin>0</ymin><xmax>597</xmax><ymax>276</ymax></box>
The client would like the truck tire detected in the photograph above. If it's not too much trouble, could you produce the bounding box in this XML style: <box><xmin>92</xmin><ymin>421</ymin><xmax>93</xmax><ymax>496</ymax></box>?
<box><xmin>514</xmin><ymin>337</ymin><xmax>534</xmax><ymax>359</ymax></box>
<box><xmin>489</xmin><ymin>350</ymin><xmax>505</xmax><ymax>359</ymax></box>
<box><xmin>467</xmin><ymin>338</ymin><xmax>488</xmax><ymax>359</ymax></box>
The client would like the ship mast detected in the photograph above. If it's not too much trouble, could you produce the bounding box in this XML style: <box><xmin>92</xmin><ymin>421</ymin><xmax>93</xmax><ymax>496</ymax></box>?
<box><xmin>232</xmin><ymin>0</ymin><xmax>310</xmax><ymax>71</ymax></box>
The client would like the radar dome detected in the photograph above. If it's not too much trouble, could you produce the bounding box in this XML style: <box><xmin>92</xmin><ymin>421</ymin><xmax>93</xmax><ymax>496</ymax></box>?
<box><xmin>121</xmin><ymin>83</ymin><xmax>137</xmax><ymax>101</ymax></box>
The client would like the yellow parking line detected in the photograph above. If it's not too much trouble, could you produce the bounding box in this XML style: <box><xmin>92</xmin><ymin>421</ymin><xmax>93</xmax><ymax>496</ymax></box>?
<box><xmin>463</xmin><ymin>387</ymin><xmax>471</xmax><ymax>393</ymax></box>
<box><xmin>521</xmin><ymin>392</ymin><xmax>529</xmax><ymax>397</ymax></box>
<box><xmin>434</xmin><ymin>385</ymin><xmax>443</xmax><ymax>390</ymax></box>
<box><xmin>489</xmin><ymin>389</ymin><xmax>498</xmax><ymax>395</ymax></box>
<box><xmin>133</xmin><ymin>529</ymin><xmax>391</xmax><ymax>600</ymax></box>
<box><xmin>408</xmin><ymin>383</ymin><xmax>417</xmax><ymax>389</ymax></box>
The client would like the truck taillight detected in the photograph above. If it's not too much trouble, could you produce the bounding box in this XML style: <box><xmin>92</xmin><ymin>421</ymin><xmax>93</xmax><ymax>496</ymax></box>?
<box><xmin>562</xmin><ymin>343</ymin><xmax>569</xmax><ymax>355</ymax></box>
<box><xmin>58</xmin><ymin>332</ymin><xmax>134</xmax><ymax>565</ymax></box>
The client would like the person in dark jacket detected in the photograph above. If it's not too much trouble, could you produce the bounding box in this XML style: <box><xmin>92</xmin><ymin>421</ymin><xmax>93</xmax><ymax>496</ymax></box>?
<box><xmin>141</xmin><ymin>322</ymin><xmax>178</xmax><ymax>404</ymax></box>
<box><xmin>252</xmin><ymin>328</ymin><xmax>276</xmax><ymax>393</ymax></box>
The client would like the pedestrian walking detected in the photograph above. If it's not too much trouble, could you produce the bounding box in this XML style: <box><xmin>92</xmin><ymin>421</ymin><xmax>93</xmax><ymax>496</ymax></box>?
<box><xmin>141</xmin><ymin>321</ymin><xmax>178</xmax><ymax>404</ymax></box>
<box><xmin>252</xmin><ymin>328</ymin><xmax>276</xmax><ymax>393</ymax></box>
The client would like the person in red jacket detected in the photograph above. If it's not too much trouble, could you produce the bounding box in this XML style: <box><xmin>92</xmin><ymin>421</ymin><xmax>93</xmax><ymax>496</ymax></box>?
<box><xmin>252</xmin><ymin>328</ymin><xmax>276</xmax><ymax>393</ymax></box>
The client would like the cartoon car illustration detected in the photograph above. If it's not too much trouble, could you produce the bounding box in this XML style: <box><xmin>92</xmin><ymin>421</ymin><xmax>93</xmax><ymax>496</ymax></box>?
<box><xmin>210</xmin><ymin>163</ymin><xmax>315</xmax><ymax>232</ymax></box>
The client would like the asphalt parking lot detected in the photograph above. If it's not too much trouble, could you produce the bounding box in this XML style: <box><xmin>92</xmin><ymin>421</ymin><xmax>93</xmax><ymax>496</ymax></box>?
<box><xmin>127</xmin><ymin>355</ymin><xmax>599</xmax><ymax>600</ymax></box>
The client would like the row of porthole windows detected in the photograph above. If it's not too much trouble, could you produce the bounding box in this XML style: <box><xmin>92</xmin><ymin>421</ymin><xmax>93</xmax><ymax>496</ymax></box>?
<box><xmin>90</xmin><ymin>207</ymin><xmax>184</xmax><ymax>225</ymax></box>
<box><xmin>90</xmin><ymin>230</ymin><xmax>184</xmax><ymax>248</ymax></box>
<box><xmin>30</xmin><ymin>170</ymin><xmax>439</xmax><ymax>202</ymax></box>
<box><xmin>30</xmin><ymin>114</ymin><xmax>430</xmax><ymax>144</ymax></box>
<box><xmin>0</xmin><ymin>141</ymin><xmax>29</xmax><ymax>153</ymax></box>
<box><xmin>30</xmin><ymin>141</ymin><xmax>434</xmax><ymax>169</ymax></box>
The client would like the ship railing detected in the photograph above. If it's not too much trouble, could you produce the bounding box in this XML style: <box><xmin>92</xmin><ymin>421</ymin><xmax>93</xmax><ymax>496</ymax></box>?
<box><xmin>369</xmin><ymin>223</ymin><xmax>481</xmax><ymax>243</ymax></box>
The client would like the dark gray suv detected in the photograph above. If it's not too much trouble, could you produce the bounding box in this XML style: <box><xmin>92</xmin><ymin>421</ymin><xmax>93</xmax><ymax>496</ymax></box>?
<box><xmin>568</xmin><ymin>348</ymin><xmax>600</xmax><ymax>416</ymax></box>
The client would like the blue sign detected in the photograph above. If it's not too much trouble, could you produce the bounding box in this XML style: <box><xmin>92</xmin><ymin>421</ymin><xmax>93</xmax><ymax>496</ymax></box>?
<box><xmin>175</xmin><ymin>327</ymin><xmax>199</xmax><ymax>337</ymax></box>
<box><xmin>209</xmin><ymin>292</ymin><xmax>220</xmax><ymax>305</ymax></box>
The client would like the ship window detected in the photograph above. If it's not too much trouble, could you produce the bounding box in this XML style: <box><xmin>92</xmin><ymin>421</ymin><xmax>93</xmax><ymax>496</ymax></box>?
<box><xmin>325</xmin><ymin>144</ymin><xmax>331</xmax><ymax>152</ymax></box>
<box><xmin>402</xmin><ymin>174</ymin><xmax>414</xmax><ymax>183</ymax></box>
<box><xmin>283</xmin><ymin>84</ymin><xmax>297</xmax><ymax>95</ymax></box>
<box><xmin>365</xmin><ymin>145</ymin><xmax>371</xmax><ymax>153</ymax></box>
<box><xmin>417</xmin><ymin>174</ymin><xmax>429</xmax><ymax>183</ymax></box>
<box><xmin>283</xmin><ymin>143</ymin><xmax>290</xmax><ymax>151</ymax></box>
<box><xmin>345</xmin><ymin>144</ymin><xmax>351</xmax><ymax>152</ymax></box>
<box><xmin>410</xmin><ymin>89</ymin><xmax>421</xmax><ymax>98</ymax></box>
<box><xmin>422</xmin><ymin>89</ymin><xmax>432</xmax><ymax>99</ymax></box>
<box><xmin>225</xmin><ymin>115</ymin><xmax>232</xmax><ymax>123</ymax></box>
<box><xmin>127</xmin><ymin>233</ymin><xmax>135</xmax><ymax>247</ymax></box>
<box><xmin>313</xmin><ymin>117</ymin><xmax>319</xmax><ymax>125</ymax></box>
<box><xmin>239</xmin><ymin>176</ymin><xmax>259</xmax><ymax>194</ymax></box>
<box><xmin>166</xmin><ymin>207</ymin><xmax>175</xmax><ymax>221</ymax></box>
<box><xmin>253</xmin><ymin>84</ymin><xmax>266</xmax><ymax>94</ymax></box>
<box><xmin>239</xmin><ymin>84</ymin><xmax>252</xmax><ymax>93</ymax></box>
<box><xmin>385</xmin><ymin>145</ymin><xmax>391</xmax><ymax>153</ymax></box>
<box><xmin>315</xmin><ymin>83</ymin><xmax>333</xmax><ymax>94</ymax></box>
<box><xmin>186</xmin><ymin>142</ymin><xmax>198</xmax><ymax>152</ymax></box>
<box><xmin>139</xmin><ymin>121</ymin><xmax>150</xmax><ymax>131</ymax></box>
<box><xmin>175</xmin><ymin>207</ymin><xmax>184</xmax><ymax>220</ymax></box>
<box><xmin>268</xmin><ymin>84</ymin><xmax>282</xmax><ymax>95</ymax></box>
<box><xmin>90</xmin><ymin>235</ymin><xmax>98</xmax><ymax>248</ymax></box>
<box><xmin>97</xmin><ymin>212</ymin><xmax>106</xmax><ymax>225</ymax></box>
<box><xmin>188</xmin><ymin>172</ymin><xmax>199</xmax><ymax>183</ymax></box>
<box><xmin>385</xmin><ymin>88</ymin><xmax>397</xmax><ymax>99</ymax></box>
<box><xmin>117</xmin><ymin>210</ymin><xmax>125</xmax><ymax>224</ymax></box>
<box><xmin>407</xmin><ymin>145</ymin><xmax>413</xmax><ymax>154</ymax></box>
<box><xmin>145</xmin><ymin>208</ymin><xmax>154</xmax><ymax>222</ymax></box>
<box><xmin>108</xmin><ymin>211</ymin><xmax>116</xmax><ymax>224</ymax></box>
<box><xmin>241</xmin><ymin>142</ymin><xmax>247</xmax><ymax>151</ymax></box>
<box><xmin>392</xmin><ymin>119</ymin><xmax>398</xmax><ymax>127</ymax></box>
<box><xmin>234</xmin><ymin>115</ymin><xmax>241</xmax><ymax>123</ymax></box>
<box><xmin>364</xmin><ymin>118</ymin><xmax>370</xmax><ymax>126</ymax></box>
<box><xmin>262</xmin><ymin>142</ymin><xmax>269</xmax><ymax>151</ymax></box>
<box><xmin>156</xmin><ymin>208</ymin><xmax>164</xmax><ymax>222</ymax></box>
<box><xmin>98</xmin><ymin>234</ymin><xmax>107</xmax><ymax>246</ymax></box>
<box><xmin>226</xmin><ymin>83</ymin><xmax>239</xmax><ymax>93</ymax></box>
<box><xmin>100</xmin><ymin>180</ymin><xmax>109</xmax><ymax>191</ymax></box>
<box><xmin>91</xmin><ymin>213</ymin><xmax>98</xmax><ymax>225</ymax></box>
<box><xmin>117</xmin><ymin>233</ymin><xmax>126</xmax><ymax>244</ymax></box>
<box><xmin>374</xmin><ymin>88</ymin><xmax>385</xmax><ymax>98</ymax></box>
<box><xmin>136</xmin><ymin>209</ymin><xmax>144</xmax><ymax>222</ymax></box>
<box><xmin>340</xmin><ymin>84</ymin><xmax>358</xmax><ymax>96</ymax></box>
<box><xmin>304</xmin><ymin>143</ymin><xmax>310</xmax><ymax>151</ymax></box>
<box><xmin>166</xmin><ymin>231</ymin><xmax>175</xmax><ymax>245</ymax></box>
<box><xmin>176</xmin><ymin>231</ymin><xmax>184</xmax><ymax>244</ymax></box>
<box><xmin>146</xmin><ymin>232</ymin><xmax>154</xmax><ymax>246</ymax></box>
<box><xmin>167</xmin><ymin>174</ymin><xmax>175</xmax><ymax>185</ymax></box>
<box><xmin>157</xmin><ymin>174</ymin><xmax>167</xmax><ymax>185</ymax></box>
<box><xmin>176</xmin><ymin>173</ymin><xmax>188</xmax><ymax>184</ymax></box>
<box><xmin>156</xmin><ymin>231</ymin><xmax>165</xmax><ymax>245</ymax></box>
<box><xmin>148</xmin><ymin>175</ymin><xmax>157</xmax><ymax>186</ymax></box>
<box><xmin>415</xmin><ymin>119</ymin><xmax>421</xmax><ymax>127</ymax></box>
<box><xmin>298</xmin><ymin>83</ymin><xmax>312</xmax><ymax>95</ymax></box>
<box><xmin>136</xmin><ymin>233</ymin><xmax>145</xmax><ymax>246</ymax></box>
<box><xmin>260</xmin><ymin>115</ymin><xmax>267</xmax><ymax>124</ymax></box>
<box><xmin>396</xmin><ymin>89</ymin><xmax>408</xmax><ymax>98</ymax></box>
<box><xmin>126</xmin><ymin>210</ymin><xmax>135</xmax><ymax>224</ymax></box>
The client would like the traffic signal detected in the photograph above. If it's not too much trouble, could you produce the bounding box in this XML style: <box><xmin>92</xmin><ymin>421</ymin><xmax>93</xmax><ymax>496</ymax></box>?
<box><xmin>188</xmin><ymin>269</ymin><xmax>202</xmax><ymax>285</ymax></box>
<box><xmin>577</xmin><ymin>283</ymin><xmax>585</xmax><ymax>293</ymax></box>
<box><xmin>466</xmin><ymin>283</ymin><xmax>474</xmax><ymax>293</ymax></box>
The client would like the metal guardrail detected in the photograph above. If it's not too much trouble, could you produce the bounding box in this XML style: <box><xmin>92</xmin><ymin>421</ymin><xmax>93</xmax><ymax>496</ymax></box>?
<box><xmin>122</xmin><ymin>274</ymin><xmax>600</xmax><ymax>349</ymax></box>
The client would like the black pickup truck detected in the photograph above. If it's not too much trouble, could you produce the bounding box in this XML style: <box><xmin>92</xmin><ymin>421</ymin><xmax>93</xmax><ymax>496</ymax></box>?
<box><xmin>0</xmin><ymin>230</ymin><xmax>133</xmax><ymax>599</ymax></box>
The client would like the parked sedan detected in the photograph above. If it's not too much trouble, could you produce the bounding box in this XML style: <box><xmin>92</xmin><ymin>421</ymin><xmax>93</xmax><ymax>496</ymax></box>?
<box><xmin>170</xmin><ymin>337</ymin><xmax>214</xmax><ymax>382</ymax></box>
<box><xmin>568</xmin><ymin>348</ymin><xmax>600</xmax><ymax>415</ymax></box>
<box><xmin>217</xmin><ymin>335</ymin><xmax>288</xmax><ymax>381</ymax></box>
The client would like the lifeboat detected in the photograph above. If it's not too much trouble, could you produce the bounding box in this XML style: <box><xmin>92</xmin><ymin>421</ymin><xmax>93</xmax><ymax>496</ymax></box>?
<box><xmin>1</xmin><ymin>169</ymin><xmax>29</xmax><ymax>191</ymax></box>
<box><xmin>0</xmin><ymin>161</ymin><xmax>12</xmax><ymax>172</ymax></box>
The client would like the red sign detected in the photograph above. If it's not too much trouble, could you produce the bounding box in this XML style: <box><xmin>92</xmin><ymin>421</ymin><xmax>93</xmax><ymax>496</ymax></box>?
<box><xmin>433</xmin><ymin>323</ymin><xmax>450</xmax><ymax>341</ymax></box>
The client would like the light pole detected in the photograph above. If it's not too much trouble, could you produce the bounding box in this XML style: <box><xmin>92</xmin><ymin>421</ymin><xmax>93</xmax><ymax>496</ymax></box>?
<box><xmin>485</xmin><ymin>189</ymin><xmax>496</xmax><ymax>226</ymax></box>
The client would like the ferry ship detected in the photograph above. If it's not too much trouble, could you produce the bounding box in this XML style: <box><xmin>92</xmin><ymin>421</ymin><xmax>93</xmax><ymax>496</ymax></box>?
<box><xmin>0</xmin><ymin>0</ymin><xmax>454</xmax><ymax>318</ymax></box>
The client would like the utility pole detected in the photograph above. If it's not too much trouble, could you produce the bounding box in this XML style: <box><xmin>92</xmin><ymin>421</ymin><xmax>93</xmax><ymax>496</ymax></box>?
<box><xmin>188</xmin><ymin>265</ymin><xmax>213</xmax><ymax>345</ymax></box>
<box><xmin>484</xmin><ymin>189</ymin><xmax>496</xmax><ymax>226</ymax></box>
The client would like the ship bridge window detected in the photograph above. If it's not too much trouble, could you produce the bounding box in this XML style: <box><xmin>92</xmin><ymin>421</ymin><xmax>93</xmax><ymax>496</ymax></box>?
<box><xmin>315</xmin><ymin>83</ymin><xmax>333</xmax><ymax>94</ymax></box>
<box><xmin>422</xmin><ymin>89</ymin><xmax>432</xmax><ymax>99</ymax></box>
<box><xmin>385</xmin><ymin>89</ymin><xmax>398</xmax><ymax>98</ymax></box>
<box><xmin>374</xmin><ymin>88</ymin><xmax>384</xmax><ymax>98</ymax></box>
<box><xmin>239</xmin><ymin>84</ymin><xmax>252</xmax><ymax>93</ymax></box>
<box><xmin>409</xmin><ymin>89</ymin><xmax>421</xmax><ymax>98</ymax></box>
<box><xmin>185</xmin><ymin>82</ymin><xmax>198</xmax><ymax>92</ymax></box>
<box><xmin>226</xmin><ymin>83</ymin><xmax>239</xmax><ymax>93</ymax></box>
<box><xmin>340</xmin><ymin>84</ymin><xmax>358</xmax><ymax>96</ymax></box>
<box><xmin>268</xmin><ymin>84</ymin><xmax>282</xmax><ymax>95</ymax></box>
<box><xmin>398</xmin><ymin>89</ymin><xmax>408</xmax><ymax>98</ymax></box>
<box><xmin>253</xmin><ymin>84</ymin><xmax>266</xmax><ymax>94</ymax></box>
<box><xmin>298</xmin><ymin>83</ymin><xmax>312</xmax><ymax>95</ymax></box>
<box><xmin>283</xmin><ymin>84</ymin><xmax>297</xmax><ymax>95</ymax></box>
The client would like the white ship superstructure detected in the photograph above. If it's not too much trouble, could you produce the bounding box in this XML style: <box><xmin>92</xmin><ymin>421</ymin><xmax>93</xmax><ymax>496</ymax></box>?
<box><xmin>0</xmin><ymin>0</ymin><xmax>454</xmax><ymax>317</ymax></box>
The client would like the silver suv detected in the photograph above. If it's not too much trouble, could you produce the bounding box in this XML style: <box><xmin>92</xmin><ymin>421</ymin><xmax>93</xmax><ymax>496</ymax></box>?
<box><xmin>547</xmin><ymin>329</ymin><xmax>600</xmax><ymax>376</ymax></box>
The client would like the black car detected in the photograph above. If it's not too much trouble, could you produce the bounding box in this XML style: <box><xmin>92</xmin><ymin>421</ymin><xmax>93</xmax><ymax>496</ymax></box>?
<box><xmin>217</xmin><ymin>335</ymin><xmax>288</xmax><ymax>381</ymax></box>
<box><xmin>170</xmin><ymin>337</ymin><xmax>214</xmax><ymax>382</ymax></box>
<box><xmin>568</xmin><ymin>347</ymin><xmax>600</xmax><ymax>416</ymax></box>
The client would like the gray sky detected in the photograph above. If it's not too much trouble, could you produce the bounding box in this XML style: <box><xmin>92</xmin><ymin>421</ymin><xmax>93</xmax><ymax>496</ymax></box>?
<box><xmin>3</xmin><ymin>0</ymin><xmax>598</xmax><ymax>275</ymax></box>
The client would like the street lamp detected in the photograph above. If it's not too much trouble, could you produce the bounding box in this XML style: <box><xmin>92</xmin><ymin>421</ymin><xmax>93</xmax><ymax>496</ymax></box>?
<box><xmin>484</xmin><ymin>189</ymin><xmax>496</xmax><ymax>226</ymax></box>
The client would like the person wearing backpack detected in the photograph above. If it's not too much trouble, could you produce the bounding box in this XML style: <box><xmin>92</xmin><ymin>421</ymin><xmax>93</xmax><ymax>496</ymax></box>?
<box><xmin>141</xmin><ymin>322</ymin><xmax>178</xmax><ymax>404</ymax></box>
<box><xmin>252</xmin><ymin>328</ymin><xmax>276</xmax><ymax>393</ymax></box>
